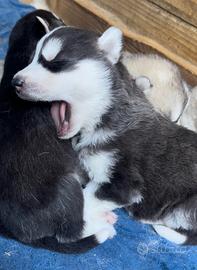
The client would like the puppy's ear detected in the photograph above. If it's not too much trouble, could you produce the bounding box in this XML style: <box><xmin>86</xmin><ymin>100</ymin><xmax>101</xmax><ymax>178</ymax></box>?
<box><xmin>135</xmin><ymin>76</ymin><xmax>152</xmax><ymax>91</ymax></box>
<box><xmin>98</xmin><ymin>27</ymin><xmax>123</xmax><ymax>64</ymax></box>
<box><xmin>36</xmin><ymin>16</ymin><xmax>50</xmax><ymax>33</ymax></box>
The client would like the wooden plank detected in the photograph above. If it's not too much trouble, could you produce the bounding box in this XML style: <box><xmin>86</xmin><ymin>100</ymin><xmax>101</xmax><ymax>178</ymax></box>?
<box><xmin>46</xmin><ymin>0</ymin><xmax>197</xmax><ymax>86</ymax></box>
<box><xmin>46</xmin><ymin>0</ymin><xmax>108</xmax><ymax>32</ymax></box>
<box><xmin>74</xmin><ymin>0</ymin><xmax>197</xmax><ymax>76</ymax></box>
<box><xmin>46</xmin><ymin>1</ymin><xmax>145</xmax><ymax>53</ymax></box>
<box><xmin>150</xmin><ymin>0</ymin><xmax>197</xmax><ymax>27</ymax></box>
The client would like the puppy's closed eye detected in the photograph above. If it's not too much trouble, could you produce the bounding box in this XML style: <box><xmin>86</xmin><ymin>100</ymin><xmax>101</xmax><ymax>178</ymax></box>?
<box><xmin>39</xmin><ymin>54</ymin><xmax>75</xmax><ymax>72</ymax></box>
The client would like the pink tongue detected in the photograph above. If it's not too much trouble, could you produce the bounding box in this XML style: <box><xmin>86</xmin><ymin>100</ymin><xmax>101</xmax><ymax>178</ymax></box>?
<box><xmin>51</xmin><ymin>102</ymin><xmax>61</xmax><ymax>128</ymax></box>
<box><xmin>50</xmin><ymin>102</ymin><xmax>69</xmax><ymax>136</ymax></box>
<box><xmin>60</xmin><ymin>102</ymin><xmax>66</xmax><ymax>123</ymax></box>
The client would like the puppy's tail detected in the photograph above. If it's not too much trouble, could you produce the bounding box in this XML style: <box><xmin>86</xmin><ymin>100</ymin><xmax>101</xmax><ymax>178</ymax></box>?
<box><xmin>0</xmin><ymin>222</ymin><xmax>112</xmax><ymax>254</ymax></box>
<box><xmin>31</xmin><ymin>215</ymin><xmax>116</xmax><ymax>253</ymax></box>
<box><xmin>31</xmin><ymin>237</ymin><xmax>97</xmax><ymax>254</ymax></box>
<box><xmin>32</xmin><ymin>229</ymin><xmax>109</xmax><ymax>254</ymax></box>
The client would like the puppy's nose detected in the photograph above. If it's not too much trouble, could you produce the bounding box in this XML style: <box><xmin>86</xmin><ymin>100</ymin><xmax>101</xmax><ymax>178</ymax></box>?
<box><xmin>11</xmin><ymin>77</ymin><xmax>24</xmax><ymax>89</ymax></box>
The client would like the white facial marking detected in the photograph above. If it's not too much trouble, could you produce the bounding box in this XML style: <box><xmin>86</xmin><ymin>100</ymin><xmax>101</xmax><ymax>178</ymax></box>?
<box><xmin>16</xmin><ymin>55</ymin><xmax>112</xmax><ymax>138</ymax></box>
<box><xmin>98</xmin><ymin>27</ymin><xmax>123</xmax><ymax>64</ymax></box>
<box><xmin>80</xmin><ymin>151</ymin><xmax>117</xmax><ymax>184</ymax></box>
<box><xmin>14</xmin><ymin>26</ymin><xmax>65</xmax><ymax>83</ymax></box>
<box><xmin>42</xmin><ymin>38</ymin><xmax>62</xmax><ymax>61</ymax></box>
<box><xmin>153</xmin><ymin>225</ymin><xmax>187</xmax><ymax>245</ymax></box>
<box><xmin>56</xmin><ymin>58</ymin><xmax>112</xmax><ymax>139</ymax></box>
<box><xmin>33</xmin><ymin>26</ymin><xmax>65</xmax><ymax>64</ymax></box>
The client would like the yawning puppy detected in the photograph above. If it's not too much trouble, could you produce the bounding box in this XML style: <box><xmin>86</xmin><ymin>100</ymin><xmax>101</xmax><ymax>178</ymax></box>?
<box><xmin>0</xmin><ymin>10</ymin><xmax>115</xmax><ymax>254</ymax></box>
<box><xmin>14</xmin><ymin>25</ymin><xmax>197</xmax><ymax>245</ymax></box>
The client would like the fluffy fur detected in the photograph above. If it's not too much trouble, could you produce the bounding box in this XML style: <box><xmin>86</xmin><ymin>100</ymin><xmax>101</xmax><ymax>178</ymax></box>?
<box><xmin>122</xmin><ymin>53</ymin><xmax>187</xmax><ymax>121</ymax></box>
<box><xmin>122</xmin><ymin>52</ymin><xmax>197</xmax><ymax>133</ymax></box>
<box><xmin>14</xmin><ymin>25</ymin><xmax>197</xmax><ymax>245</ymax></box>
<box><xmin>0</xmin><ymin>10</ymin><xmax>114</xmax><ymax>254</ymax></box>
<box><xmin>179</xmin><ymin>86</ymin><xmax>197</xmax><ymax>132</ymax></box>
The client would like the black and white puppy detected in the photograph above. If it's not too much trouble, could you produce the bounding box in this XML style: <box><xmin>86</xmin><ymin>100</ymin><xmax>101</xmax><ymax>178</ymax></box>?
<box><xmin>14</xmin><ymin>25</ymin><xmax>197</xmax><ymax>245</ymax></box>
<box><xmin>0</xmin><ymin>10</ymin><xmax>114</xmax><ymax>254</ymax></box>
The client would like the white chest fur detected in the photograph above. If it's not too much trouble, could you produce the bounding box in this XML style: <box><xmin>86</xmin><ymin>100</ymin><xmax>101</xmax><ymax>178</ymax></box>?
<box><xmin>79</xmin><ymin>150</ymin><xmax>117</xmax><ymax>184</ymax></box>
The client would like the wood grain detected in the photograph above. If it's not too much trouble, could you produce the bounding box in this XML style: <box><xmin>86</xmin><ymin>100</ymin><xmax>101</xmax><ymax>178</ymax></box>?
<box><xmin>46</xmin><ymin>0</ymin><xmax>197</xmax><ymax>85</ymax></box>
<box><xmin>150</xmin><ymin>0</ymin><xmax>197</xmax><ymax>27</ymax></box>
<box><xmin>74</xmin><ymin>0</ymin><xmax>197</xmax><ymax>76</ymax></box>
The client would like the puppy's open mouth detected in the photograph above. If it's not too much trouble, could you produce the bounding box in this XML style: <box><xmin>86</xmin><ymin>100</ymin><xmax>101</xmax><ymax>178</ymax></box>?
<box><xmin>50</xmin><ymin>101</ymin><xmax>71</xmax><ymax>137</ymax></box>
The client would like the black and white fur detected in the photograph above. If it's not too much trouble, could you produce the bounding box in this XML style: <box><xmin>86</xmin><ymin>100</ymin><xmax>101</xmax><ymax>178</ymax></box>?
<box><xmin>14</xmin><ymin>25</ymin><xmax>197</xmax><ymax>245</ymax></box>
<box><xmin>0</xmin><ymin>10</ymin><xmax>115</xmax><ymax>254</ymax></box>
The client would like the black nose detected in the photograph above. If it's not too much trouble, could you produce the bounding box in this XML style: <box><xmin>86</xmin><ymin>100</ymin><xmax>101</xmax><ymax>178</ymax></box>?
<box><xmin>11</xmin><ymin>77</ymin><xmax>24</xmax><ymax>89</ymax></box>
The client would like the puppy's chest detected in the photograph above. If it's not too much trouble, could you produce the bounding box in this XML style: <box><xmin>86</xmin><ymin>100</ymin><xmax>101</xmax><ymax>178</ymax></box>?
<box><xmin>79</xmin><ymin>149</ymin><xmax>118</xmax><ymax>184</ymax></box>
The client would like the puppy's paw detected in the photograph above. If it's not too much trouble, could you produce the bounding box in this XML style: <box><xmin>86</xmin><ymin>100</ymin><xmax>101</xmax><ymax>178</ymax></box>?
<box><xmin>95</xmin><ymin>226</ymin><xmax>117</xmax><ymax>243</ymax></box>
<box><xmin>103</xmin><ymin>211</ymin><xmax>118</xmax><ymax>225</ymax></box>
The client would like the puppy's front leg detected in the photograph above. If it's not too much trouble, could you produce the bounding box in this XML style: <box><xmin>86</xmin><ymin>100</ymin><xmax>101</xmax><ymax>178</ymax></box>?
<box><xmin>82</xmin><ymin>181</ymin><xmax>120</xmax><ymax>238</ymax></box>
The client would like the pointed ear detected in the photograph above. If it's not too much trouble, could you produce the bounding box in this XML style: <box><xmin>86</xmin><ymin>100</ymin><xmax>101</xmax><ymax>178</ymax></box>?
<box><xmin>98</xmin><ymin>27</ymin><xmax>123</xmax><ymax>64</ymax></box>
<box><xmin>36</xmin><ymin>16</ymin><xmax>50</xmax><ymax>33</ymax></box>
<box><xmin>135</xmin><ymin>76</ymin><xmax>152</xmax><ymax>91</ymax></box>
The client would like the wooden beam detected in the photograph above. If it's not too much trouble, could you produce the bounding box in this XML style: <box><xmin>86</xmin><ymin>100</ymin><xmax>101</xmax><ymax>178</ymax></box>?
<box><xmin>45</xmin><ymin>0</ymin><xmax>197</xmax><ymax>85</ymax></box>
<box><xmin>150</xmin><ymin>0</ymin><xmax>197</xmax><ymax>27</ymax></box>
<box><xmin>74</xmin><ymin>0</ymin><xmax>197</xmax><ymax>76</ymax></box>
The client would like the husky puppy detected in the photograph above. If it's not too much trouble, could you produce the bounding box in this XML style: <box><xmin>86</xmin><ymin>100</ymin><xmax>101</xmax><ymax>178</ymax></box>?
<box><xmin>14</xmin><ymin>25</ymin><xmax>197</xmax><ymax>245</ymax></box>
<box><xmin>0</xmin><ymin>10</ymin><xmax>114</xmax><ymax>254</ymax></box>
<box><xmin>122</xmin><ymin>53</ymin><xmax>188</xmax><ymax>123</ymax></box>
<box><xmin>122</xmin><ymin>53</ymin><xmax>197</xmax><ymax>133</ymax></box>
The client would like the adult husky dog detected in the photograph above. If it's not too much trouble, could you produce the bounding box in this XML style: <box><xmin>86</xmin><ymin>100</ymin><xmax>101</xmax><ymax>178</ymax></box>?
<box><xmin>14</xmin><ymin>25</ymin><xmax>197</xmax><ymax>245</ymax></box>
<box><xmin>0</xmin><ymin>10</ymin><xmax>114</xmax><ymax>254</ymax></box>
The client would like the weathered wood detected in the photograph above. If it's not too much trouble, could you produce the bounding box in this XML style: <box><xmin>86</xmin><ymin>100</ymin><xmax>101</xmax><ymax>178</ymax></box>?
<box><xmin>46</xmin><ymin>0</ymin><xmax>197</xmax><ymax>85</ymax></box>
<box><xmin>150</xmin><ymin>0</ymin><xmax>197</xmax><ymax>27</ymax></box>
<box><xmin>73</xmin><ymin>0</ymin><xmax>197</xmax><ymax>76</ymax></box>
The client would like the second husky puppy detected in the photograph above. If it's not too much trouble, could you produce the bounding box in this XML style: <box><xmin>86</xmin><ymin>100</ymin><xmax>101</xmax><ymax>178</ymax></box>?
<box><xmin>0</xmin><ymin>10</ymin><xmax>115</xmax><ymax>254</ymax></box>
<box><xmin>14</xmin><ymin>26</ymin><xmax>197</xmax><ymax>245</ymax></box>
<box><xmin>122</xmin><ymin>53</ymin><xmax>188</xmax><ymax>122</ymax></box>
<box><xmin>122</xmin><ymin>53</ymin><xmax>197</xmax><ymax>133</ymax></box>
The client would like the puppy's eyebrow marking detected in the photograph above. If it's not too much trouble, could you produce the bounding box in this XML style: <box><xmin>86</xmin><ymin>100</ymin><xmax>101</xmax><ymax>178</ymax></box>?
<box><xmin>42</xmin><ymin>38</ymin><xmax>62</xmax><ymax>61</ymax></box>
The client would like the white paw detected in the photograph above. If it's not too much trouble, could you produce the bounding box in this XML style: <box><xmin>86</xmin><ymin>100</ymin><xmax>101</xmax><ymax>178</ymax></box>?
<box><xmin>95</xmin><ymin>226</ymin><xmax>117</xmax><ymax>243</ymax></box>
<box><xmin>83</xmin><ymin>211</ymin><xmax>117</xmax><ymax>238</ymax></box>
<box><xmin>103</xmin><ymin>211</ymin><xmax>118</xmax><ymax>225</ymax></box>
<box><xmin>153</xmin><ymin>225</ymin><xmax>187</xmax><ymax>245</ymax></box>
